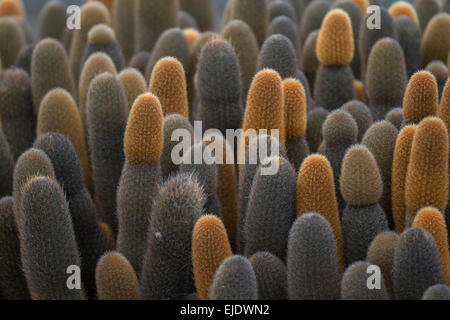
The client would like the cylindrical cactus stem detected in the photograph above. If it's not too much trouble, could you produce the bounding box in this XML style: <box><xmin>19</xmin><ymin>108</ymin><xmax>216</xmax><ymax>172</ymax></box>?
<box><xmin>422</xmin><ymin>284</ymin><xmax>450</xmax><ymax>300</ymax></box>
<box><xmin>179</xmin><ymin>11</ymin><xmax>198</xmax><ymax>30</ymax></box>
<box><xmin>340</xmin><ymin>145</ymin><xmax>389</xmax><ymax>264</ymax></box>
<box><xmin>37</xmin><ymin>0</ymin><xmax>67</xmax><ymax>42</ymax></box>
<box><xmin>0</xmin><ymin>0</ymin><xmax>25</xmax><ymax>18</ymax></box>
<box><xmin>299</xmin><ymin>0</ymin><xmax>331</xmax><ymax>45</ymax></box>
<box><xmin>341</xmin><ymin>261</ymin><xmax>390</xmax><ymax>300</ymax></box>
<box><xmin>415</xmin><ymin>0</ymin><xmax>441</xmax><ymax>31</ymax></box>
<box><xmin>386</xmin><ymin>107</ymin><xmax>404</xmax><ymax>130</ymax></box>
<box><xmin>0</xmin><ymin>17</ymin><xmax>25</xmax><ymax>68</ymax></box>
<box><xmin>197</xmin><ymin>38</ymin><xmax>243</xmax><ymax>135</ymax></box>
<box><xmin>287</xmin><ymin>213</ymin><xmax>341</xmax><ymax>300</ymax></box>
<box><xmin>296</xmin><ymin>155</ymin><xmax>346</xmax><ymax>272</ymax></box>
<box><xmin>113</xmin><ymin>0</ymin><xmax>135</xmax><ymax>64</ymax></box>
<box><xmin>117</xmin><ymin>68</ymin><xmax>147</xmax><ymax>113</ymax></box>
<box><xmin>116</xmin><ymin>93</ymin><xmax>163</xmax><ymax>276</ymax></box>
<box><xmin>393</xmin><ymin>227</ymin><xmax>444</xmax><ymax>300</ymax></box>
<box><xmin>0</xmin><ymin>126</ymin><xmax>13</xmax><ymax>198</ymax></box>
<box><xmin>301</xmin><ymin>30</ymin><xmax>320</xmax><ymax>92</ymax></box>
<box><xmin>129</xmin><ymin>51</ymin><xmax>150</xmax><ymax>78</ymax></box>
<box><xmin>394</xmin><ymin>16</ymin><xmax>422</xmax><ymax>78</ymax></box>
<box><xmin>86</xmin><ymin>73</ymin><xmax>127</xmax><ymax>233</ymax></box>
<box><xmin>15</xmin><ymin>43</ymin><xmax>34</xmax><ymax>75</ymax></box>
<box><xmin>179</xmin><ymin>0</ymin><xmax>215</xmax><ymax>31</ymax></box>
<box><xmin>269</xmin><ymin>1</ymin><xmax>297</xmax><ymax>23</ymax></box>
<box><xmin>306</xmin><ymin>107</ymin><xmax>328</xmax><ymax>153</ymax></box>
<box><xmin>389</xmin><ymin>1</ymin><xmax>419</xmax><ymax>22</ymax></box>
<box><xmin>244</xmin><ymin>156</ymin><xmax>297</xmax><ymax>261</ymax></box>
<box><xmin>422</xmin><ymin>13</ymin><xmax>450</xmax><ymax>67</ymax></box>
<box><xmin>257</xmin><ymin>34</ymin><xmax>297</xmax><ymax>80</ymax></box>
<box><xmin>140</xmin><ymin>173</ymin><xmax>205</xmax><ymax>300</ymax></box>
<box><xmin>405</xmin><ymin>117</ymin><xmax>449</xmax><ymax>226</ymax></box>
<box><xmin>192</xmin><ymin>215</ymin><xmax>233</xmax><ymax>300</ymax></box>
<box><xmin>283</xmin><ymin>78</ymin><xmax>310</xmax><ymax>170</ymax></box>
<box><xmin>17</xmin><ymin>176</ymin><xmax>86</xmax><ymax>300</ymax></box>
<box><xmin>209</xmin><ymin>255</ymin><xmax>258</xmax><ymax>300</ymax></box>
<box><xmin>249</xmin><ymin>251</ymin><xmax>287</xmax><ymax>300</ymax></box>
<box><xmin>0</xmin><ymin>196</ymin><xmax>29</xmax><ymax>299</ymax></box>
<box><xmin>33</xmin><ymin>133</ymin><xmax>112</xmax><ymax>298</ymax></box>
<box><xmin>425</xmin><ymin>61</ymin><xmax>448</xmax><ymax>97</ymax></box>
<box><xmin>267</xmin><ymin>16</ymin><xmax>301</xmax><ymax>66</ymax></box>
<box><xmin>95</xmin><ymin>251</ymin><xmax>139</xmax><ymax>300</ymax></box>
<box><xmin>392</xmin><ymin>125</ymin><xmax>417</xmax><ymax>232</ymax></box>
<box><xmin>439</xmin><ymin>79</ymin><xmax>450</xmax><ymax>232</ymax></box>
<box><xmin>341</xmin><ymin>100</ymin><xmax>374</xmax><ymax>141</ymax></box>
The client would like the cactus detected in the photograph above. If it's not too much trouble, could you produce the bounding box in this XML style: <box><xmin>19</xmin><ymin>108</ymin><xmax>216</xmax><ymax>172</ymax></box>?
<box><xmin>226</xmin><ymin>0</ymin><xmax>268</xmax><ymax>47</ymax></box>
<box><xmin>0</xmin><ymin>68</ymin><xmax>35</xmax><ymax>160</ymax></box>
<box><xmin>341</xmin><ymin>261</ymin><xmax>389</xmax><ymax>300</ymax></box>
<box><xmin>149</xmin><ymin>57</ymin><xmax>189</xmax><ymax>119</ymax></box>
<box><xmin>69</xmin><ymin>2</ymin><xmax>110</xmax><ymax>85</ymax></box>
<box><xmin>222</xmin><ymin>20</ymin><xmax>259</xmax><ymax>103</ymax></box>
<box><xmin>179</xmin><ymin>0</ymin><xmax>215</xmax><ymax>31</ymax></box>
<box><xmin>405</xmin><ymin>117</ymin><xmax>448</xmax><ymax>225</ymax></box>
<box><xmin>386</xmin><ymin>108</ymin><xmax>404</xmax><ymax>130</ymax></box>
<box><xmin>341</xmin><ymin>100</ymin><xmax>374</xmax><ymax>141</ymax></box>
<box><xmin>249</xmin><ymin>251</ymin><xmax>287</xmax><ymax>300</ymax></box>
<box><xmin>0</xmin><ymin>17</ymin><xmax>25</xmax><ymax>68</ymax></box>
<box><xmin>178</xmin><ymin>11</ymin><xmax>198</xmax><ymax>30</ymax></box>
<box><xmin>161</xmin><ymin>114</ymin><xmax>193</xmax><ymax>179</ymax></box>
<box><xmin>257</xmin><ymin>34</ymin><xmax>297</xmax><ymax>79</ymax></box>
<box><xmin>81</xmin><ymin>24</ymin><xmax>125</xmax><ymax>72</ymax></box>
<box><xmin>18</xmin><ymin>17</ymin><xmax>33</xmax><ymax>44</ymax></box>
<box><xmin>422</xmin><ymin>13</ymin><xmax>450</xmax><ymax>67</ymax></box>
<box><xmin>389</xmin><ymin>1</ymin><xmax>419</xmax><ymax>22</ymax></box>
<box><xmin>350</xmin><ymin>0</ymin><xmax>368</xmax><ymax>13</ymax></box>
<box><xmin>287</xmin><ymin>213</ymin><xmax>341</xmax><ymax>300</ymax></box>
<box><xmin>140</xmin><ymin>173</ymin><xmax>205</xmax><ymax>300</ymax></box>
<box><xmin>14</xmin><ymin>43</ymin><xmax>34</xmax><ymax>75</ymax></box>
<box><xmin>184</xmin><ymin>29</ymin><xmax>200</xmax><ymax>47</ymax></box>
<box><xmin>37</xmin><ymin>89</ymin><xmax>91</xmax><ymax>191</ymax></box>
<box><xmin>422</xmin><ymin>284</ymin><xmax>450</xmax><ymax>299</ymax></box>
<box><xmin>0</xmin><ymin>126</ymin><xmax>13</xmax><ymax>197</ymax></box>
<box><xmin>359</xmin><ymin>7</ymin><xmax>397</xmax><ymax>81</ymax></box>
<box><xmin>129</xmin><ymin>51</ymin><xmax>150</xmax><ymax>78</ymax></box>
<box><xmin>197</xmin><ymin>38</ymin><xmax>243</xmax><ymax>135</ymax></box>
<box><xmin>244</xmin><ymin>156</ymin><xmax>296</xmax><ymax>260</ymax></box>
<box><xmin>180</xmin><ymin>143</ymin><xmax>221</xmax><ymax>217</ymax></box>
<box><xmin>113</xmin><ymin>0</ymin><xmax>135</xmax><ymax>63</ymax></box>
<box><xmin>340</xmin><ymin>145</ymin><xmax>389</xmax><ymax>263</ymax></box>
<box><xmin>413</xmin><ymin>207</ymin><xmax>450</xmax><ymax>285</ymax></box>
<box><xmin>362</xmin><ymin>121</ymin><xmax>399</xmax><ymax>228</ymax></box>
<box><xmin>366</xmin><ymin>231</ymin><xmax>399</xmax><ymax>297</ymax></box>
<box><xmin>16</xmin><ymin>177</ymin><xmax>86</xmax><ymax>299</ymax></box>
<box><xmin>209</xmin><ymin>255</ymin><xmax>258</xmax><ymax>300</ymax></box>
<box><xmin>242</xmin><ymin>69</ymin><xmax>285</xmax><ymax>150</ymax></box>
<box><xmin>269</xmin><ymin>1</ymin><xmax>297</xmax><ymax>22</ymax></box>
<box><xmin>0</xmin><ymin>0</ymin><xmax>24</xmax><ymax>18</ymax></box>
<box><xmin>393</xmin><ymin>227</ymin><xmax>444</xmax><ymax>300</ymax></box>
<box><xmin>116</xmin><ymin>93</ymin><xmax>163</xmax><ymax>276</ymax></box>
<box><xmin>439</xmin><ymin>79</ymin><xmax>450</xmax><ymax>234</ymax></box>
<box><xmin>322</xmin><ymin>110</ymin><xmax>358</xmax><ymax>209</ymax></box>
<box><xmin>354</xmin><ymin>80</ymin><xmax>365</xmax><ymax>102</ymax></box>
<box><xmin>296</xmin><ymin>154</ymin><xmax>346</xmax><ymax>272</ymax></box>
<box><xmin>0</xmin><ymin>196</ymin><xmax>29</xmax><ymax>299</ymax></box>
<box><xmin>306</xmin><ymin>107</ymin><xmax>329</xmax><ymax>154</ymax></box>
<box><xmin>395</xmin><ymin>16</ymin><xmax>422</xmax><ymax>77</ymax></box>
<box><xmin>301</xmin><ymin>30</ymin><xmax>320</xmax><ymax>92</ymax></box>
<box><xmin>79</xmin><ymin>53</ymin><xmax>117</xmax><ymax>133</ymax></box>
<box><xmin>118</xmin><ymin>68</ymin><xmax>147</xmax><ymax>113</ymax></box>
<box><xmin>237</xmin><ymin>134</ymin><xmax>285</xmax><ymax>253</ymax></box>
<box><xmin>192</xmin><ymin>215</ymin><xmax>233</xmax><ymax>300</ymax></box>
<box><xmin>37</xmin><ymin>0</ymin><xmax>66</xmax><ymax>42</ymax></box>
<box><xmin>283</xmin><ymin>78</ymin><xmax>310</xmax><ymax>169</ymax></box>
<box><xmin>415</xmin><ymin>0</ymin><xmax>441</xmax><ymax>31</ymax></box>
<box><xmin>392</xmin><ymin>125</ymin><xmax>417</xmax><ymax>232</ymax></box>
<box><xmin>203</xmin><ymin>133</ymin><xmax>239</xmax><ymax>250</ymax></box>
<box><xmin>403</xmin><ymin>71</ymin><xmax>439</xmax><ymax>124</ymax></box>
<box><xmin>99</xmin><ymin>222</ymin><xmax>115</xmax><ymax>247</ymax></box>
<box><xmin>31</xmin><ymin>38</ymin><xmax>76</xmax><ymax>116</ymax></box>
<box><xmin>33</xmin><ymin>133</ymin><xmax>112</xmax><ymax>297</ymax></box>
<box><xmin>95</xmin><ymin>252</ymin><xmax>139</xmax><ymax>300</ymax></box>
<box><xmin>425</xmin><ymin>60</ymin><xmax>448</xmax><ymax>97</ymax></box>
<box><xmin>299</xmin><ymin>0</ymin><xmax>331</xmax><ymax>44</ymax></box>
<box><xmin>366</xmin><ymin>38</ymin><xmax>407</xmax><ymax>120</ymax></box>
<box><xmin>86</xmin><ymin>73</ymin><xmax>127</xmax><ymax>233</ymax></box>
<box><xmin>269</xmin><ymin>16</ymin><xmax>301</xmax><ymax>63</ymax></box>
<box><xmin>144</xmin><ymin>28</ymin><xmax>191</xmax><ymax>81</ymax></box>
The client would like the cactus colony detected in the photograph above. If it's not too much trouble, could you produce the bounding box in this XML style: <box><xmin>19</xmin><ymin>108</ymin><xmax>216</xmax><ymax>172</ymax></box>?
<box><xmin>0</xmin><ymin>0</ymin><xmax>448</xmax><ymax>302</ymax></box>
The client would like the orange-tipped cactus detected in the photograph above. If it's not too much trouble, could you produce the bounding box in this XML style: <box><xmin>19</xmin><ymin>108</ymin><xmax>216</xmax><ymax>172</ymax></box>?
<box><xmin>354</xmin><ymin>80</ymin><xmax>365</xmax><ymax>102</ymax></box>
<box><xmin>183</xmin><ymin>28</ymin><xmax>200</xmax><ymax>47</ymax></box>
<box><xmin>389</xmin><ymin>1</ymin><xmax>419</xmax><ymax>22</ymax></box>
<box><xmin>392</xmin><ymin>125</ymin><xmax>417</xmax><ymax>232</ymax></box>
<box><xmin>351</xmin><ymin>0</ymin><xmax>369</xmax><ymax>13</ymax></box>
<box><xmin>149</xmin><ymin>57</ymin><xmax>189</xmax><ymax>120</ymax></box>
<box><xmin>296</xmin><ymin>154</ymin><xmax>345</xmax><ymax>272</ymax></box>
<box><xmin>316</xmin><ymin>9</ymin><xmax>354</xmax><ymax>66</ymax></box>
<box><xmin>413</xmin><ymin>207</ymin><xmax>450</xmax><ymax>285</ymax></box>
<box><xmin>0</xmin><ymin>0</ymin><xmax>24</xmax><ymax>18</ymax></box>
<box><xmin>192</xmin><ymin>215</ymin><xmax>233</xmax><ymax>300</ymax></box>
<box><xmin>438</xmin><ymin>78</ymin><xmax>449</xmax><ymax>133</ymax></box>
<box><xmin>405</xmin><ymin>117</ymin><xmax>449</xmax><ymax>225</ymax></box>
<box><xmin>403</xmin><ymin>71</ymin><xmax>439</xmax><ymax>125</ymax></box>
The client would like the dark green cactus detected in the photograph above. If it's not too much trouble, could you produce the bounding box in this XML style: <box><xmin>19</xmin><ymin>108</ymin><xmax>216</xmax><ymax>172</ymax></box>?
<box><xmin>14</xmin><ymin>43</ymin><xmax>34</xmax><ymax>75</ymax></box>
<box><xmin>0</xmin><ymin>17</ymin><xmax>25</xmax><ymax>68</ymax></box>
<box><xmin>197</xmin><ymin>38</ymin><xmax>243</xmax><ymax>135</ymax></box>
<box><xmin>385</xmin><ymin>108</ymin><xmax>404</xmax><ymax>130</ymax></box>
<box><xmin>425</xmin><ymin>60</ymin><xmax>449</xmax><ymax>97</ymax></box>
<box><xmin>287</xmin><ymin>213</ymin><xmax>341</xmax><ymax>300</ymax></box>
<box><xmin>422</xmin><ymin>284</ymin><xmax>450</xmax><ymax>300</ymax></box>
<box><xmin>113</xmin><ymin>0</ymin><xmax>136</xmax><ymax>63</ymax></box>
<box><xmin>86</xmin><ymin>73</ymin><xmax>127</xmax><ymax>233</ymax></box>
<box><xmin>140</xmin><ymin>173</ymin><xmax>205</xmax><ymax>300</ymax></box>
<box><xmin>16</xmin><ymin>176</ymin><xmax>86</xmax><ymax>300</ymax></box>
<box><xmin>257</xmin><ymin>34</ymin><xmax>297</xmax><ymax>79</ymax></box>
<box><xmin>33</xmin><ymin>133</ymin><xmax>112</xmax><ymax>298</ymax></box>
<box><xmin>299</xmin><ymin>0</ymin><xmax>330</xmax><ymax>44</ymax></box>
<box><xmin>306</xmin><ymin>107</ymin><xmax>329</xmax><ymax>153</ymax></box>
<box><xmin>0</xmin><ymin>127</ymin><xmax>13</xmax><ymax>198</ymax></box>
<box><xmin>179</xmin><ymin>0</ymin><xmax>215</xmax><ymax>31</ymax></box>
<box><xmin>129</xmin><ymin>51</ymin><xmax>150</xmax><ymax>78</ymax></box>
<box><xmin>0</xmin><ymin>196</ymin><xmax>29</xmax><ymax>299</ymax></box>
<box><xmin>268</xmin><ymin>16</ymin><xmax>302</xmax><ymax>65</ymax></box>
<box><xmin>269</xmin><ymin>1</ymin><xmax>297</xmax><ymax>22</ymax></box>
<box><xmin>209</xmin><ymin>255</ymin><xmax>258</xmax><ymax>300</ymax></box>
<box><xmin>0</xmin><ymin>68</ymin><xmax>35</xmax><ymax>160</ymax></box>
<box><xmin>341</xmin><ymin>100</ymin><xmax>373</xmax><ymax>142</ymax></box>
<box><xmin>393</xmin><ymin>227</ymin><xmax>444</xmax><ymax>300</ymax></box>
<box><xmin>178</xmin><ymin>11</ymin><xmax>198</xmax><ymax>29</ymax></box>
<box><xmin>395</xmin><ymin>16</ymin><xmax>422</xmax><ymax>78</ymax></box>
<box><xmin>37</xmin><ymin>0</ymin><xmax>66</xmax><ymax>42</ymax></box>
<box><xmin>301</xmin><ymin>30</ymin><xmax>320</xmax><ymax>92</ymax></box>
<box><xmin>415</xmin><ymin>0</ymin><xmax>441</xmax><ymax>31</ymax></box>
